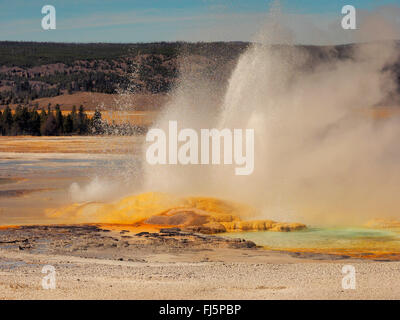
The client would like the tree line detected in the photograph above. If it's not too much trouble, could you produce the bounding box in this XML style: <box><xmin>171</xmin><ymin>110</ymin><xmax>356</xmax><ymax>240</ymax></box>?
<box><xmin>0</xmin><ymin>104</ymin><xmax>146</xmax><ymax>136</ymax></box>
<box><xmin>0</xmin><ymin>41</ymin><xmax>248</xmax><ymax>67</ymax></box>
<box><xmin>0</xmin><ymin>104</ymin><xmax>94</xmax><ymax>136</ymax></box>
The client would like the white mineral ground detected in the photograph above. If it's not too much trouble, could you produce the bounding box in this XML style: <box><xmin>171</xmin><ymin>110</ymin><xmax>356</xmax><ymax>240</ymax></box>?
<box><xmin>1</xmin><ymin>237</ymin><xmax>400</xmax><ymax>299</ymax></box>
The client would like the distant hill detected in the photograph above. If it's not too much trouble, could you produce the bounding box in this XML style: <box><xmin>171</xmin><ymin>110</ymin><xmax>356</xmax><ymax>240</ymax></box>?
<box><xmin>0</xmin><ymin>41</ymin><xmax>249</xmax><ymax>109</ymax></box>
<box><xmin>0</xmin><ymin>41</ymin><xmax>399</xmax><ymax>110</ymax></box>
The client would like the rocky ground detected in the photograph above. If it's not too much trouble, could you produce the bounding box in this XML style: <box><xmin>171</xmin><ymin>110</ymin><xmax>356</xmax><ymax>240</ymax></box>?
<box><xmin>0</xmin><ymin>225</ymin><xmax>257</xmax><ymax>261</ymax></box>
<box><xmin>1</xmin><ymin>224</ymin><xmax>399</xmax><ymax>299</ymax></box>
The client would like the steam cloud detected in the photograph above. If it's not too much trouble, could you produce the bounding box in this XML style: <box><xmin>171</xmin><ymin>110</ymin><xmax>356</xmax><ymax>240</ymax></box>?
<box><xmin>142</xmin><ymin>4</ymin><xmax>400</xmax><ymax>226</ymax></box>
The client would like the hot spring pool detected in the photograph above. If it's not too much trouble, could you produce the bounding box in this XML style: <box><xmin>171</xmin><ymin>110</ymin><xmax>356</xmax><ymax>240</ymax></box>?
<box><xmin>223</xmin><ymin>227</ymin><xmax>400</xmax><ymax>258</ymax></box>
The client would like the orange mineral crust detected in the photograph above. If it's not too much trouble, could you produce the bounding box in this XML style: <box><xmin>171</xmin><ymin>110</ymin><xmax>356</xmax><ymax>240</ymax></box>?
<box><xmin>0</xmin><ymin>225</ymin><xmax>20</xmax><ymax>230</ymax></box>
<box><xmin>39</xmin><ymin>193</ymin><xmax>400</xmax><ymax>260</ymax></box>
<box><xmin>45</xmin><ymin>192</ymin><xmax>305</xmax><ymax>233</ymax></box>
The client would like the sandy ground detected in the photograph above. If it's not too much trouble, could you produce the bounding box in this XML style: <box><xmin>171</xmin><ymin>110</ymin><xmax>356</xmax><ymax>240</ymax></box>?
<box><xmin>0</xmin><ymin>225</ymin><xmax>399</xmax><ymax>300</ymax></box>
<box><xmin>0</xmin><ymin>135</ymin><xmax>144</xmax><ymax>154</ymax></box>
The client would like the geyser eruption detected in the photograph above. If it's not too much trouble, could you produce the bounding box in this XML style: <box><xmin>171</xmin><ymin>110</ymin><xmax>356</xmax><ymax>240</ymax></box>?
<box><xmin>142</xmin><ymin>7</ymin><xmax>400</xmax><ymax>226</ymax></box>
<box><xmin>216</xmin><ymin>41</ymin><xmax>400</xmax><ymax>226</ymax></box>
<box><xmin>59</xmin><ymin>2</ymin><xmax>400</xmax><ymax>228</ymax></box>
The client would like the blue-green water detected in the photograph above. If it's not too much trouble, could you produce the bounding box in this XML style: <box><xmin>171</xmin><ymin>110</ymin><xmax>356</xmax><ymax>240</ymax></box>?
<box><xmin>223</xmin><ymin>227</ymin><xmax>400</xmax><ymax>252</ymax></box>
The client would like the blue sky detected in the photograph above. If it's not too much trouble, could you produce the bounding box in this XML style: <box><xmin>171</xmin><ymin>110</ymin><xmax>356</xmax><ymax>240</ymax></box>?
<box><xmin>0</xmin><ymin>0</ymin><xmax>399</xmax><ymax>43</ymax></box>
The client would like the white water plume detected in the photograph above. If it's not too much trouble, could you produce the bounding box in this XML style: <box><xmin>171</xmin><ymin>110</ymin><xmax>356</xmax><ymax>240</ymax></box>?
<box><xmin>141</xmin><ymin>3</ymin><xmax>400</xmax><ymax>226</ymax></box>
